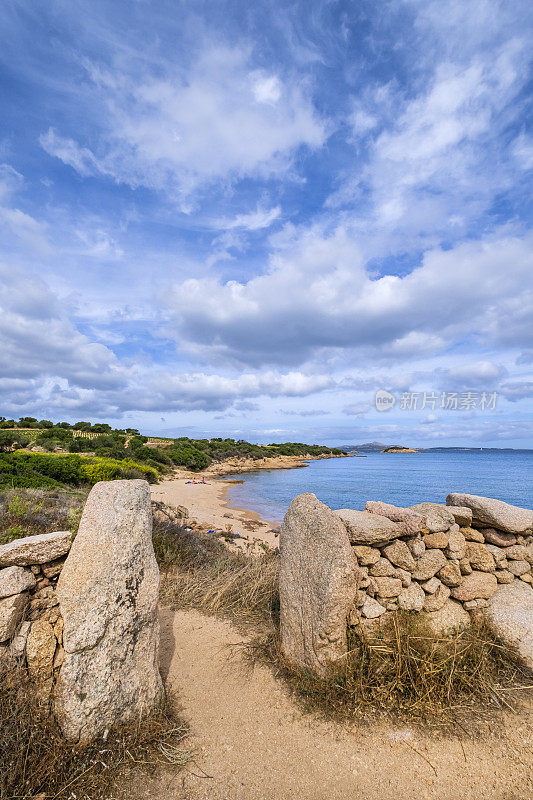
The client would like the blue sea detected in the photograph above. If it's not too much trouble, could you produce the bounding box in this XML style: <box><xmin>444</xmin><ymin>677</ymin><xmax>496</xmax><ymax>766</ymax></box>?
<box><xmin>224</xmin><ymin>451</ymin><xmax>533</xmax><ymax>523</ymax></box>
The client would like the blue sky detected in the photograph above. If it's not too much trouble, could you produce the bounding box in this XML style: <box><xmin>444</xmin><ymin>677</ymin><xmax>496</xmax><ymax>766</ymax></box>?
<box><xmin>0</xmin><ymin>0</ymin><xmax>532</xmax><ymax>446</ymax></box>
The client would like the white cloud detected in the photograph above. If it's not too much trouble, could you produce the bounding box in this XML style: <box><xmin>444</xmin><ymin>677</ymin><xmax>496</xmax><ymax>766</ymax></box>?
<box><xmin>216</xmin><ymin>205</ymin><xmax>281</xmax><ymax>231</ymax></box>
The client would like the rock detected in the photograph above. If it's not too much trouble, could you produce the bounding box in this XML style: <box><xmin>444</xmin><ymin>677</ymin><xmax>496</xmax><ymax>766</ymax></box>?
<box><xmin>0</xmin><ymin>531</ymin><xmax>72</xmax><ymax>567</ymax></box>
<box><xmin>414</xmin><ymin>600</ymin><xmax>471</xmax><ymax>638</ymax></box>
<box><xmin>369</xmin><ymin>558</ymin><xmax>398</xmax><ymax>578</ymax></box>
<box><xmin>364</xmin><ymin>501</ymin><xmax>425</xmax><ymax>535</ymax></box>
<box><xmin>374</xmin><ymin>577</ymin><xmax>403</xmax><ymax>598</ymax></box>
<box><xmin>412</xmin><ymin>549</ymin><xmax>447</xmax><ymax>581</ymax></box>
<box><xmin>446</xmin><ymin>530</ymin><xmax>466</xmax><ymax>559</ymax></box>
<box><xmin>507</xmin><ymin>560</ymin><xmax>530</xmax><ymax>577</ymax></box>
<box><xmin>407</xmin><ymin>538</ymin><xmax>426</xmax><ymax>558</ymax></box>
<box><xmin>26</xmin><ymin>617</ymin><xmax>57</xmax><ymax>699</ymax></box>
<box><xmin>459</xmin><ymin>558</ymin><xmax>473</xmax><ymax>575</ymax></box>
<box><xmin>504</xmin><ymin>545</ymin><xmax>528</xmax><ymax>561</ymax></box>
<box><xmin>42</xmin><ymin>558</ymin><xmax>66</xmax><ymax>579</ymax></box>
<box><xmin>462</xmin><ymin>527</ymin><xmax>485</xmax><ymax>543</ymax></box>
<box><xmin>524</xmin><ymin>544</ymin><xmax>533</xmax><ymax>566</ymax></box>
<box><xmin>54</xmin><ymin>480</ymin><xmax>163</xmax><ymax>742</ymax></box>
<box><xmin>485</xmin><ymin>544</ymin><xmax>507</xmax><ymax>566</ymax></box>
<box><xmin>11</xmin><ymin>620</ymin><xmax>31</xmax><ymax>657</ymax></box>
<box><xmin>423</xmin><ymin>583</ymin><xmax>450</xmax><ymax>612</ymax></box>
<box><xmin>446</xmin><ymin>494</ymin><xmax>533</xmax><ymax>535</ymax></box>
<box><xmin>334</xmin><ymin>509</ymin><xmax>402</xmax><ymax>545</ymax></box>
<box><xmin>437</xmin><ymin>561</ymin><xmax>463</xmax><ymax>587</ymax></box>
<box><xmin>398</xmin><ymin>582</ymin><xmax>425</xmax><ymax>611</ymax></box>
<box><xmin>29</xmin><ymin>587</ymin><xmax>58</xmax><ymax>620</ymax></box>
<box><xmin>450</xmin><ymin>571</ymin><xmax>498</xmax><ymax>602</ymax></box>
<box><xmin>0</xmin><ymin>566</ymin><xmax>36</xmax><ymax>598</ymax></box>
<box><xmin>0</xmin><ymin>592</ymin><xmax>28</xmax><ymax>641</ymax></box>
<box><xmin>382</xmin><ymin>540</ymin><xmax>416</xmax><ymax>571</ymax></box>
<box><xmin>482</xmin><ymin>528</ymin><xmax>518</xmax><ymax>547</ymax></box>
<box><xmin>422</xmin><ymin>577</ymin><xmax>441</xmax><ymax>594</ymax></box>
<box><xmin>447</xmin><ymin>506</ymin><xmax>473</xmax><ymax>527</ymax></box>
<box><xmin>465</xmin><ymin>542</ymin><xmax>495</xmax><ymax>572</ymax></box>
<box><xmin>423</xmin><ymin>532</ymin><xmax>449</xmax><ymax>549</ymax></box>
<box><xmin>409</xmin><ymin>503</ymin><xmax>455</xmax><ymax>533</ymax></box>
<box><xmin>521</xmin><ymin>574</ymin><xmax>533</xmax><ymax>585</ymax></box>
<box><xmin>485</xmin><ymin>582</ymin><xmax>533</xmax><ymax>671</ymax></box>
<box><xmin>395</xmin><ymin>568</ymin><xmax>412</xmax><ymax>587</ymax></box>
<box><xmin>361</xmin><ymin>596</ymin><xmax>387</xmax><ymax>619</ymax></box>
<box><xmin>280</xmin><ymin>494</ymin><xmax>359</xmax><ymax>676</ymax></box>
<box><xmin>352</xmin><ymin>545</ymin><xmax>381</xmax><ymax>565</ymax></box>
<box><xmin>496</xmin><ymin>569</ymin><xmax>515</xmax><ymax>584</ymax></box>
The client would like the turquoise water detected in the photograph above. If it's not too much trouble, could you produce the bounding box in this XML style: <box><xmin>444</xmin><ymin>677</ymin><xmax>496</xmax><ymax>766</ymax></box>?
<box><xmin>225</xmin><ymin>451</ymin><xmax>533</xmax><ymax>523</ymax></box>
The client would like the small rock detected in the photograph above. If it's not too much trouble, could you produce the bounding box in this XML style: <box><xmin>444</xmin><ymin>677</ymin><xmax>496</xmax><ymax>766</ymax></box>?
<box><xmin>447</xmin><ymin>506</ymin><xmax>473</xmax><ymax>527</ymax></box>
<box><xmin>482</xmin><ymin>529</ymin><xmax>518</xmax><ymax>547</ymax></box>
<box><xmin>507</xmin><ymin>560</ymin><xmax>530</xmax><ymax>577</ymax></box>
<box><xmin>0</xmin><ymin>531</ymin><xmax>72</xmax><ymax>567</ymax></box>
<box><xmin>382</xmin><ymin>599</ymin><xmax>399</xmax><ymax>611</ymax></box>
<box><xmin>352</xmin><ymin>545</ymin><xmax>381</xmax><ymax>565</ymax></box>
<box><xmin>382</xmin><ymin>540</ymin><xmax>416</xmax><ymax>572</ymax></box>
<box><xmin>364</xmin><ymin>501</ymin><xmax>425</xmax><ymax>535</ymax></box>
<box><xmin>504</xmin><ymin>545</ymin><xmax>528</xmax><ymax>561</ymax></box>
<box><xmin>407</xmin><ymin>538</ymin><xmax>426</xmax><ymax>558</ymax></box>
<box><xmin>463</xmin><ymin>600</ymin><xmax>478</xmax><ymax>611</ymax></box>
<box><xmin>459</xmin><ymin>558</ymin><xmax>473</xmax><ymax>575</ymax></box>
<box><xmin>0</xmin><ymin>593</ymin><xmax>28</xmax><ymax>641</ymax></box>
<box><xmin>369</xmin><ymin>558</ymin><xmax>398</xmax><ymax>578</ymax></box>
<box><xmin>412</xmin><ymin>549</ymin><xmax>447</xmax><ymax>581</ymax></box>
<box><xmin>446</xmin><ymin>494</ymin><xmax>533</xmax><ymax>535</ymax></box>
<box><xmin>334</xmin><ymin>509</ymin><xmax>403</xmax><ymax>545</ymax></box>
<box><xmin>423</xmin><ymin>532</ymin><xmax>449</xmax><ymax>549</ymax></box>
<box><xmin>398</xmin><ymin>582</ymin><xmax>425</xmax><ymax>611</ymax></box>
<box><xmin>496</xmin><ymin>569</ymin><xmax>515</xmax><ymax>584</ymax></box>
<box><xmin>36</xmin><ymin>578</ymin><xmax>51</xmax><ymax>590</ymax></box>
<box><xmin>462</xmin><ymin>527</ymin><xmax>485</xmax><ymax>543</ymax></box>
<box><xmin>465</xmin><ymin>542</ymin><xmax>495</xmax><ymax>573</ymax></box>
<box><xmin>450</xmin><ymin>571</ymin><xmax>498</xmax><ymax>602</ymax></box>
<box><xmin>0</xmin><ymin>566</ymin><xmax>36</xmax><ymax>598</ymax></box>
<box><xmin>437</xmin><ymin>561</ymin><xmax>463</xmax><ymax>587</ymax></box>
<box><xmin>485</xmin><ymin>544</ymin><xmax>507</xmax><ymax>565</ymax></box>
<box><xmin>395</xmin><ymin>568</ymin><xmax>412</xmax><ymax>587</ymax></box>
<box><xmin>361</xmin><ymin>596</ymin><xmax>387</xmax><ymax>619</ymax></box>
<box><xmin>11</xmin><ymin>620</ymin><xmax>31</xmax><ymax>657</ymax></box>
<box><xmin>409</xmin><ymin>503</ymin><xmax>455</xmax><ymax>533</ymax></box>
<box><xmin>423</xmin><ymin>583</ymin><xmax>450</xmax><ymax>612</ymax></box>
<box><xmin>520</xmin><ymin>574</ymin><xmax>533</xmax><ymax>584</ymax></box>
<box><xmin>373</xmin><ymin>577</ymin><xmax>403</xmax><ymax>597</ymax></box>
<box><xmin>446</xmin><ymin>530</ymin><xmax>467</xmax><ymax>560</ymax></box>
<box><xmin>524</xmin><ymin>544</ymin><xmax>533</xmax><ymax>566</ymax></box>
<box><xmin>42</xmin><ymin>558</ymin><xmax>66</xmax><ymax>579</ymax></box>
<box><xmin>422</xmin><ymin>577</ymin><xmax>441</xmax><ymax>594</ymax></box>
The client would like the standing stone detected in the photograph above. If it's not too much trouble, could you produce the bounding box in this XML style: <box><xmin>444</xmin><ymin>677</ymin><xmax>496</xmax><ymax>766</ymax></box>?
<box><xmin>485</xmin><ymin>582</ymin><xmax>533</xmax><ymax>672</ymax></box>
<box><xmin>54</xmin><ymin>480</ymin><xmax>163</xmax><ymax>742</ymax></box>
<box><xmin>446</xmin><ymin>494</ymin><xmax>533</xmax><ymax>534</ymax></box>
<box><xmin>280</xmin><ymin>494</ymin><xmax>359</xmax><ymax>675</ymax></box>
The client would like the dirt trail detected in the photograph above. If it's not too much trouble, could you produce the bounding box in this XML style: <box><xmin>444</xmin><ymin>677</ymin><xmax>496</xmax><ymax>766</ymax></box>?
<box><xmin>133</xmin><ymin>608</ymin><xmax>532</xmax><ymax>800</ymax></box>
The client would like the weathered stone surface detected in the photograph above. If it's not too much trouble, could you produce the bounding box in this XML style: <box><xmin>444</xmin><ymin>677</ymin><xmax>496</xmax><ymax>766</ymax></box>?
<box><xmin>446</xmin><ymin>494</ymin><xmax>533</xmax><ymax>534</ymax></box>
<box><xmin>462</xmin><ymin>527</ymin><xmax>485</xmax><ymax>542</ymax></box>
<box><xmin>55</xmin><ymin>480</ymin><xmax>163</xmax><ymax>742</ymax></box>
<box><xmin>407</xmin><ymin>538</ymin><xmax>425</xmax><ymax>558</ymax></box>
<box><xmin>29</xmin><ymin>586</ymin><xmax>58</xmax><ymax>620</ymax></box>
<box><xmin>280</xmin><ymin>493</ymin><xmax>359</xmax><ymax>676</ymax></box>
<box><xmin>504</xmin><ymin>545</ymin><xmax>528</xmax><ymax>561</ymax></box>
<box><xmin>446</xmin><ymin>530</ymin><xmax>466</xmax><ymax>560</ymax></box>
<box><xmin>398</xmin><ymin>582</ymin><xmax>425</xmax><ymax>611</ymax></box>
<box><xmin>459</xmin><ymin>558</ymin><xmax>473</xmax><ymax>575</ymax></box>
<box><xmin>364</xmin><ymin>501</ymin><xmax>425</xmax><ymax>535</ymax></box>
<box><xmin>0</xmin><ymin>592</ymin><xmax>28</xmax><ymax>641</ymax></box>
<box><xmin>524</xmin><ymin>543</ymin><xmax>533</xmax><ymax>566</ymax></box>
<box><xmin>0</xmin><ymin>565</ymin><xmax>36</xmax><ymax>598</ymax></box>
<box><xmin>409</xmin><ymin>503</ymin><xmax>455</xmax><ymax>533</ymax></box>
<box><xmin>0</xmin><ymin>531</ymin><xmax>72</xmax><ymax>567</ymax></box>
<box><xmin>352</xmin><ymin>545</ymin><xmax>381</xmax><ymax>565</ymax></box>
<box><xmin>26</xmin><ymin>617</ymin><xmax>57</xmax><ymax>699</ymax></box>
<box><xmin>507</xmin><ymin>560</ymin><xmax>530</xmax><ymax>577</ymax></box>
<box><xmin>485</xmin><ymin>544</ymin><xmax>507</xmax><ymax>566</ymax></box>
<box><xmin>423</xmin><ymin>583</ymin><xmax>450</xmax><ymax>612</ymax></box>
<box><xmin>395</xmin><ymin>568</ymin><xmax>412</xmax><ymax>587</ymax></box>
<box><xmin>450</xmin><ymin>571</ymin><xmax>498</xmax><ymax>602</ymax></box>
<box><xmin>422</xmin><ymin>577</ymin><xmax>441</xmax><ymax>594</ymax></box>
<box><xmin>482</xmin><ymin>528</ymin><xmax>517</xmax><ymax>547</ymax></box>
<box><xmin>374</xmin><ymin>577</ymin><xmax>403</xmax><ymax>598</ymax></box>
<box><xmin>369</xmin><ymin>558</ymin><xmax>398</xmax><ymax>577</ymax></box>
<box><xmin>334</xmin><ymin>509</ymin><xmax>402</xmax><ymax>545</ymax></box>
<box><xmin>423</xmin><ymin>532</ymin><xmax>449</xmax><ymax>549</ymax></box>
<box><xmin>437</xmin><ymin>561</ymin><xmax>463</xmax><ymax>587</ymax></box>
<box><xmin>496</xmin><ymin>569</ymin><xmax>515</xmax><ymax>584</ymax></box>
<box><xmin>11</xmin><ymin>620</ymin><xmax>31</xmax><ymax>657</ymax></box>
<box><xmin>361</xmin><ymin>596</ymin><xmax>387</xmax><ymax>619</ymax></box>
<box><xmin>383</xmin><ymin>540</ymin><xmax>416</xmax><ymax>571</ymax></box>
<box><xmin>414</xmin><ymin>600</ymin><xmax>471</xmax><ymax>638</ymax></box>
<box><xmin>42</xmin><ymin>557</ymin><xmax>66</xmax><ymax>579</ymax></box>
<box><xmin>447</xmin><ymin>506</ymin><xmax>473</xmax><ymax>527</ymax></box>
<box><xmin>412</xmin><ymin>549</ymin><xmax>447</xmax><ymax>581</ymax></box>
<box><xmin>465</xmin><ymin>542</ymin><xmax>495</xmax><ymax>572</ymax></box>
<box><xmin>485</xmin><ymin>582</ymin><xmax>533</xmax><ymax>671</ymax></box>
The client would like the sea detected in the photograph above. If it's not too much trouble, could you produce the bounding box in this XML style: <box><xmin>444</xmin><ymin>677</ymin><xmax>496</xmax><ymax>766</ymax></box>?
<box><xmin>224</xmin><ymin>450</ymin><xmax>533</xmax><ymax>524</ymax></box>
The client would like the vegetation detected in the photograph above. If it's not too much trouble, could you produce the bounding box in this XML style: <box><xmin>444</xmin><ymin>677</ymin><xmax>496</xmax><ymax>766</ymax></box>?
<box><xmin>0</xmin><ymin>488</ymin><xmax>86</xmax><ymax>545</ymax></box>
<box><xmin>0</xmin><ymin>664</ymin><xmax>190</xmax><ymax>800</ymax></box>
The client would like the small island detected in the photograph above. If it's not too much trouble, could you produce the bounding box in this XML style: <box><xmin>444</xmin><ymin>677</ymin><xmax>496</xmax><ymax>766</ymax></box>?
<box><xmin>380</xmin><ymin>445</ymin><xmax>419</xmax><ymax>453</ymax></box>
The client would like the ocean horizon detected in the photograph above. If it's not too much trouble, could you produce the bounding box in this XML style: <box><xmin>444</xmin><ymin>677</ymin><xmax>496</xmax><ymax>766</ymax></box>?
<box><xmin>225</xmin><ymin>450</ymin><xmax>533</xmax><ymax>524</ymax></box>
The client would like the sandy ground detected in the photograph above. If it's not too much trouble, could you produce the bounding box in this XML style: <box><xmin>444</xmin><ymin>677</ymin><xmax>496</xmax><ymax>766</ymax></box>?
<box><xmin>130</xmin><ymin>608</ymin><xmax>533</xmax><ymax>800</ymax></box>
<box><xmin>151</xmin><ymin>475</ymin><xmax>282</xmax><ymax>550</ymax></box>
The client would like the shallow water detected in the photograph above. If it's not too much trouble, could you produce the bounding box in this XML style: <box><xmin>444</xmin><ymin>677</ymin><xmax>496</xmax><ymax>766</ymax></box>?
<box><xmin>225</xmin><ymin>451</ymin><xmax>533</xmax><ymax>523</ymax></box>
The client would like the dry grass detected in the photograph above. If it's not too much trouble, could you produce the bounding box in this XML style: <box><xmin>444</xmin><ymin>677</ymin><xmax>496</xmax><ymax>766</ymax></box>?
<box><xmin>0</xmin><ymin>488</ymin><xmax>86</xmax><ymax>545</ymax></box>
<box><xmin>0</xmin><ymin>662</ymin><xmax>192</xmax><ymax>800</ymax></box>
<box><xmin>245</xmin><ymin>613</ymin><xmax>531</xmax><ymax>727</ymax></box>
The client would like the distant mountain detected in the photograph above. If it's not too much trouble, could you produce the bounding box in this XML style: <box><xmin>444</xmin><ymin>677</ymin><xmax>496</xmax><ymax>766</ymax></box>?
<box><xmin>345</xmin><ymin>441</ymin><xmax>389</xmax><ymax>452</ymax></box>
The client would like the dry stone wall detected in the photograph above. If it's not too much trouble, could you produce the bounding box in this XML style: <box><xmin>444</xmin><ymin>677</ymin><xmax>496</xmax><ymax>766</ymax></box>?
<box><xmin>280</xmin><ymin>493</ymin><xmax>533</xmax><ymax>672</ymax></box>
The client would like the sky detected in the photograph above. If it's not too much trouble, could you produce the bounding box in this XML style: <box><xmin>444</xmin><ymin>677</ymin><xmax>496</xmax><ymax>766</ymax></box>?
<box><xmin>0</xmin><ymin>0</ymin><xmax>532</xmax><ymax>447</ymax></box>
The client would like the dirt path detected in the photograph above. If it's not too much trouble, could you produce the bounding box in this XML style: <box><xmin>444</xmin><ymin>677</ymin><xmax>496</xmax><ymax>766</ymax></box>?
<box><xmin>133</xmin><ymin>609</ymin><xmax>532</xmax><ymax>800</ymax></box>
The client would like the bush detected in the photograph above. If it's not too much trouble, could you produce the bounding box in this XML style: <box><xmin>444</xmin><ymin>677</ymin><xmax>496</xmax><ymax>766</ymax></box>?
<box><xmin>0</xmin><ymin>489</ymin><xmax>86</xmax><ymax>544</ymax></box>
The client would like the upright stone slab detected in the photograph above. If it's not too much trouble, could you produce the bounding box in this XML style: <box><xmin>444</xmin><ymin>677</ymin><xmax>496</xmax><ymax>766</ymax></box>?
<box><xmin>485</xmin><ymin>582</ymin><xmax>533</xmax><ymax>672</ymax></box>
<box><xmin>280</xmin><ymin>493</ymin><xmax>358</xmax><ymax>675</ymax></box>
<box><xmin>54</xmin><ymin>480</ymin><xmax>163</xmax><ymax>742</ymax></box>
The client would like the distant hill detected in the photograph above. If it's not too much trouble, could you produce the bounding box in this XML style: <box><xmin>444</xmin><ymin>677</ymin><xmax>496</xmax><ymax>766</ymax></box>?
<box><xmin>345</xmin><ymin>441</ymin><xmax>388</xmax><ymax>452</ymax></box>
